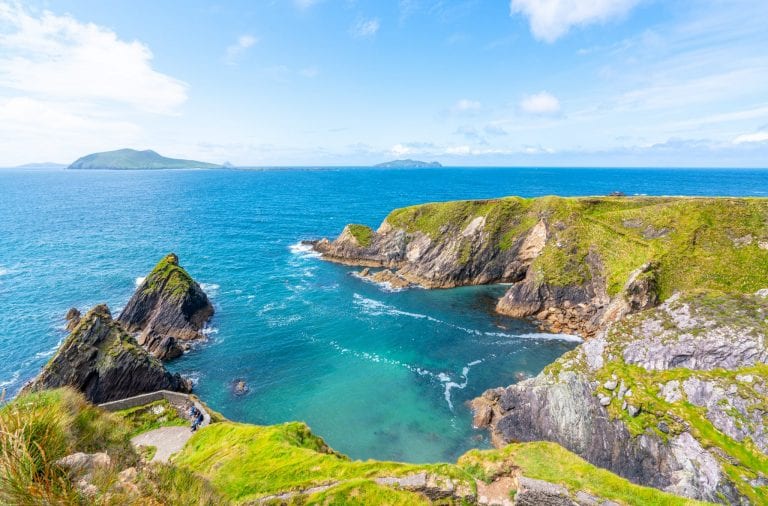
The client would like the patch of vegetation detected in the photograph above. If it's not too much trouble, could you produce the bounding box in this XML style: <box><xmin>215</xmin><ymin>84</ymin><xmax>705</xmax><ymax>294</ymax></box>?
<box><xmin>347</xmin><ymin>224</ymin><xmax>375</xmax><ymax>247</ymax></box>
<box><xmin>142</xmin><ymin>253</ymin><xmax>197</xmax><ymax>300</ymax></box>
<box><xmin>459</xmin><ymin>442</ymin><xmax>709</xmax><ymax>506</ymax></box>
<box><xmin>382</xmin><ymin>196</ymin><xmax>768</xmax><ymax>296</ymax></box>
<box><xmin>116</xmin><ymin>399</ymin><xmax>188</xmax><ymax>437</ymax></box>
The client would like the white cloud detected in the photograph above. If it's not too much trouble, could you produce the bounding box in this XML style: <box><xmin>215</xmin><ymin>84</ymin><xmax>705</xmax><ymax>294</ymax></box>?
<box><xmin>445</xmin><ymin>145</ymin><xmax>471</xmax><ymax>155</ymax></box>
<box><xmin>519</xmin><ymin>91</ymin><xmax>561</xmax><ymax>115</ymax></box>
<box><xmin>510</xmin><ymin>0</ymin><xmax>641</xmax><ymax>43</ymax></box>
<box><xmin>453</xmin><ymin>99</ymin><xmax>482</xmax><ymax>112</ymax></box>
<box><xmin>390</xmin><ymin>143</ymin><xmax>414</xmax><ymax>157</ymax></box>
<box><xmin>350</xmin><ymin>18</ymin><xmax>380</xmax><ymax>39</ymax></box>
<box><xmin>733</xmin><ymin>132</ymin><xmax>768</xmax><ymax>144</ymax></box>
<box><xmin>0</xmin><ymin>2</ymin><xmax>187</xmax><ymax>113</ymax></box>
<box><xmin>225</xmin><ymin>34</ymin><xmax>258</xmax><ymax>66</ymax></box>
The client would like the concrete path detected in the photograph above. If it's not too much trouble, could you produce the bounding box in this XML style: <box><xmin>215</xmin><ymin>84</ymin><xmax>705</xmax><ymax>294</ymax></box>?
<box><xmin>131</xmin><ymin>426</ymin><xmax>197</xmax><ymax>463</ymax></box>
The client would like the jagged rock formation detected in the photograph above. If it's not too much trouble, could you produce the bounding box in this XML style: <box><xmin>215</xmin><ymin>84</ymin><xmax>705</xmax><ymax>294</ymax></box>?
<box><xmin>315</xmin><ymin>196</ymin><xmax>768</xmax><ymax>337</ymax></box>
<box><xmin>65</xmin><ymin>307</ymin><xmax>81</xmax><ymax>331</ymax></box>
<box><xmin>472</xmin><ymin>292</ymin><xmax>768</xmax><ymax>504</ymax></box>
<box><xmin>118</xmin><ymin>253</ymin><xmax>213</xmax><ymax>360</ymax></box>
<box><xmin>22</xmin><ymin>304</ymin><xmax>190</xmax><ymax>403</ymax></box>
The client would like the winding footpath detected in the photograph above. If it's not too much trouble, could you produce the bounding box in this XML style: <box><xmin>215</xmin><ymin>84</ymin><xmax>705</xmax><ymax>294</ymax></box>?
<box><xmin>99</xmin><ymin>390</ymin><xmax>211</xmax><ymax>463</ymax></box>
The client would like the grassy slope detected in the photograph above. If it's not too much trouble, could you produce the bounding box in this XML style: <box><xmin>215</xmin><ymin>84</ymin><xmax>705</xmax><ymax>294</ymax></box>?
<box><xmin>117</xmin><ymin>399</ymin><xmax>188</xmax><ymax>437</ymax></box>
<box><xmin>545</xmin><ymin>291</ymin><xmax>768</xmax><ymax>504</ymax></box>
<box><xmin>384</xmin><ymin>196</ymin><xmax>768</xmax><ymax>297</ymax></box>
<box><xmin>174</xmin><ymin>420</ymin><xmax>704</xmax><ymax>505</ymax></box>
<box><xmin>1</xmin><ymin>388</ymin><xmax>706</xmax><ymax>504</ymax></box>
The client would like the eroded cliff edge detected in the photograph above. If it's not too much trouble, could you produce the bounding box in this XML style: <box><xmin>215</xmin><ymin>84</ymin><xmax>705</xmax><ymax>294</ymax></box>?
<box><xmin>472</xmin><ymin>292</ymin><xmax>768</xmax><ymax>504</ymax></box>
<box><xmin>314</xmin><ymin>196</ymin><xmax>768</xmax><ymax>337</ymax></box>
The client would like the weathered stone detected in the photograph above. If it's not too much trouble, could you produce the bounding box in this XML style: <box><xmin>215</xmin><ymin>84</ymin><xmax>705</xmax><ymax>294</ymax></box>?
<box><xmin>118</xmin><ymin>253</ymin><xmax>213</xmax><ymax>361</ymax></box>
<box><xmin>603</xmin><ymin>380</ymin><xmax>618</xmax><ymax>391</ymax></box>
<box><xmin>513</xmin><ymin>477</ymin><xmax>571</xmax><ymax>506</ymax></box>
<box><xmin>65</xmin><ymin>307</ymin><xmax>81</xmax><ymax>331</ymax></box>
<box><xmin>22</xmin><ymin>305</ymin><xmax>190</xmax><ymax>403</ymax></box>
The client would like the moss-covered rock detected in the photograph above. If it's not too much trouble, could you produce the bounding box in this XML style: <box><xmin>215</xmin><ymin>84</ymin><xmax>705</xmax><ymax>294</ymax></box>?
<box><xmin>21</xmin><ymin>305</ymin><xmax>190</xmax><ymax>403</ymax></box>
<box><xmin>118</xmin><ymin>253</ymin><xmax>214</xmax><ymax>360</ymax></box>
<box><xmin>316</xmin><ymin>196</ymin><xmax>768</xmax><ymax>337</ymax></box>
<box><xmin>473</xmin><ymin>292</ymin><xmax>768</xmax><ymax>504</ymax></box>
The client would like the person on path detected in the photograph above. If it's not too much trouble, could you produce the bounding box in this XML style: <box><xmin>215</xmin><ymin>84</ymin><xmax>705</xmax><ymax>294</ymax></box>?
<box><xmin>189</xmin><ymin>404</ymin><xmax>202</xmax><ymax>432</ymax></box>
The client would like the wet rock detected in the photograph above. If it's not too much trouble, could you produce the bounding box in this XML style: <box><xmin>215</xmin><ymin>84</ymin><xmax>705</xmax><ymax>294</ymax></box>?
<box><xmin>232</xmin><ymin>379</ymin><xmax>249</xmax><ymax>396</ymax></box>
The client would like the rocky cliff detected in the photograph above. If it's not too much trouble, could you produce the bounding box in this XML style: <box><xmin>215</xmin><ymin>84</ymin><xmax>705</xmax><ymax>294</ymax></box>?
<box><xmin>22</xmin><ymin>305</ymin><xmax>190</xmax><ymax>403</ymax></box>
<box><xmin>315</xmin><ymin>196</ymin><xmax>768</xmax><ymax>337</ymax></box>
<box><xmin>471</xmin><ymin>291</ymin><xmax>768</xmax><ymax>504</ymax></box>
<box><xmin>118</xmin><ymin>253</ymin><xmax>214</xmax><ymax>360</ymax></box>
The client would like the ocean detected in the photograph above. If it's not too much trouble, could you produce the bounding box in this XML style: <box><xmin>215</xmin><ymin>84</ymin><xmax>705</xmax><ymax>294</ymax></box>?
<box><xmin>1</xmin><ymin>167</ymin><xmax>767</xmax><ymax>463</ymax></box>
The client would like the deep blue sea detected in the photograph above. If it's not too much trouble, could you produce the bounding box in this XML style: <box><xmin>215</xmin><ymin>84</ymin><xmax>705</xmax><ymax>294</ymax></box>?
<box><xmin>2</xmin><ymin>167</ymin><xmax>767</xmax><ymax>463</ymax></box>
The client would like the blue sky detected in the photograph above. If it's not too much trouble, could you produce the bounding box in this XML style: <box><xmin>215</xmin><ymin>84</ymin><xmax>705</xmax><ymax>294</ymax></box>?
<box><xmin>1</xmin><ymin>0</ymin><xmax>767</xmax><ymax>167</ymax></box>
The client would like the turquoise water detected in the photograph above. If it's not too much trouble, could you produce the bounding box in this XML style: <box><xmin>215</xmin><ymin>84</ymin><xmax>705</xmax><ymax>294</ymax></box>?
<box><xmin>2</xmin><ymin>167</ymin><xmax>767</xmax><ymax>462</ymax></box>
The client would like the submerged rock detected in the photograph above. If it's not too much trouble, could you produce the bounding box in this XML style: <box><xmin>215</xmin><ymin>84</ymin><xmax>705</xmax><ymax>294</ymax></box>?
<box><xmin>232</xmin><ymin>379</ymin><xmax>249</xmax><ymax>396</ymax></box>
<box><xmin>22</xmin><ymin>304</ymin><xmax>190</xmax><ymax>403</ymax></box>
<box><xmin>118</xmin><ymin>253</ymin><xmax>213</xmax><ymax>360</ymax></box>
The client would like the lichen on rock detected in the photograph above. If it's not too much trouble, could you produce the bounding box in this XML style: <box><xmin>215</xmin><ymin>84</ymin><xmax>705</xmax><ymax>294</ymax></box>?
<box><xmin>118</xmin><ymin>253</ymin><xmax>214</xmax><ymax>360</ymax></box>
<box><xmin>22</xmin><ymin>304</ymin><xmax>190</xmax><ymax>403</ymax></box>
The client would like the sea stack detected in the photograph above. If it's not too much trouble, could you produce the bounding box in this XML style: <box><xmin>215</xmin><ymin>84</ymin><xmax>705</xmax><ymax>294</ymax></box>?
<box><xmin>118</xmin><ymin>253</ymin><xmax>214</xmax><ymax>360</ymax></box>
<box><xmin>22</xmin><ymin>304</ymin><xmax>190</xmax><ymax>403</ymax></box>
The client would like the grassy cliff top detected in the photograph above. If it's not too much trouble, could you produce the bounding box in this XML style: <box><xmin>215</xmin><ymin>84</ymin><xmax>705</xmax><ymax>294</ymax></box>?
<box><xmin>0</xmin><ymin>388</ymin><xmax>703</xmax><ymax>505</ymax></box>
<box><xmin>383</xmin><ymin>196</ymin><xmax>768</xmax><ymax>298</ymax></box>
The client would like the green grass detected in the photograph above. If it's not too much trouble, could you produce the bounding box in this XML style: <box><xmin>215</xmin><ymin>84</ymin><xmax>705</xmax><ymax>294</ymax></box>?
<box><xmin>142</xmin><ymin>253</ymin><xmax>197</xmax><ymax>300</ymax></box>
<box><xmin>459</xmin><ymin>443</ymin><xmax>710</xmax><ymax>506</ymax></box>
<box><xmin>381</xmin><ymin>196</ymin><xmax>768</xmax><ymax>297</ymax></box>
<box><xmin>173</xmin><ymin>421</ymin><xmax>457</xmax><ymax>503</ymax></box>
<box><xmin>116</xmin><ymin>399</ymin><xmax>188</xmax><ymax>437</ymax></box>
<box><xmin>347</xmin><ymin>224</ymin><xmax>375</xmax><ymax>247</ymax></box>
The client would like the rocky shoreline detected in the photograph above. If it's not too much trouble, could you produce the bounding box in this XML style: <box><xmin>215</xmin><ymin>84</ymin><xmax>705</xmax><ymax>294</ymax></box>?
<box><xmin>314</xmin><ymin>196</ymin><xmax>768</xmax><ymax>504</ymax></box>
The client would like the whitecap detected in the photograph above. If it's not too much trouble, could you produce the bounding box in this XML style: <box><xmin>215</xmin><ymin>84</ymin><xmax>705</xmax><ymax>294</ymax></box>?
<box><xmin>134</xmin><ymin>276</ymin><xmax>146</xmax><ymax>287</ymax></box>
<box><xmin>199</xmin><ymin>283</ymin><xmax>220</xmax><ymax>296</ymax></box>
<box><xmin>350</xmin><ymin>271</ymin><xmax>407</xmax><ymax>293</ymax></box>
<box><xmin>437</xmin><ymin>358</ymin><xmax>484</xmax><ymax>410</ymax></box>
<box><xmin>352</xmin><ymin>294</ymin><xmax>482</xmax><ymax>335</ymax></box>
<box><xmin>183</xmin><ymin>371</ymin><xmax>202</xmax><ymax>387</ymax></box>
<box><xmin>202</xmin><ymin>326</ymin><xmax>219</xmax><ymax>336</ymax></box>
<box><xmin>0</xmin><ymin>370</ymin><xmax>20</xmax><ymax>388</ymax></box>
<box><xmin>34</xmin><ymin>338</ymin><xmax>63</xmax><ymax>359</ymax></box>
<box><xmin>289</xmin><ymin>241</ymin><xmax>322</xmax><ymax>259</ymax></box>
<box><xmin>515</xmin><ymin>332</ymin><xmax>583</xmax><ymax>343</ymax></box>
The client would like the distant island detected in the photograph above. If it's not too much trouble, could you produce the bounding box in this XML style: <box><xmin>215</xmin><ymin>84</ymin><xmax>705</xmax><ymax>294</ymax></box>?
<box><xmin>67</xmin><ymin>148</ymin><xmax>221</xmax><ymax>170</ymax></box>
<box><xmin>374</xmin><ymin>159</ymin><xmax>442</xmax><ymax>168</ymax></box>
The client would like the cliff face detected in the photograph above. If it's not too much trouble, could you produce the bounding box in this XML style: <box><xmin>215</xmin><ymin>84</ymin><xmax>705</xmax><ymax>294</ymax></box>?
<box><xmin>22</xmin><ymin>305</ymin><xmax>190</xmax><ymax>403</ymax></box>
<box><xmin>471</xmin><ymin>292</ymin><xmax>768</xmax><ymax>504</ymax></box>
<box><xmin>315</xmin><ymin>196</ymin><xmax>768</xmax><ymax>337</ymax></box>
<box><xmin>118</xmin><ymin>253</ymin><xmax>213</xmax><ymax>360</ymax></box>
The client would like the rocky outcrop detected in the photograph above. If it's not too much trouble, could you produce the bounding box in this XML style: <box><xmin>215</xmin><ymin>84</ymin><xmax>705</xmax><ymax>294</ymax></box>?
<box><xmin>472</xmin><ymin>292</ymin><xmax>768</xmax><ymax>504</ymax></box>
<box><xmin>23</xmin><ymin>304</ymin><xmax>190</xmax><ymax>403</ymax></box>
<box><xmin>65</xmin><ymin>307</ymin><xmax>81</xmax><ymax>331</ymax></box>
<box><xmin>315</xmin><ymin>196</ymin><xmax>768</xmax><ymax>338</ymax></box>
<box><xmin>118</xmin><ymin>253</ymin><xmax>213</xmax><ymax>360</ymax></box>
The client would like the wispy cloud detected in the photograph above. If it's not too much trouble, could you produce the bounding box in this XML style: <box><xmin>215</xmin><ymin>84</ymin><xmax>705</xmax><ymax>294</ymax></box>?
<box><xmin>510</xmin><ymin>0</ymin><xmax>642</xmax><ymax>42</ymax></box>
<box><xmin>224</xmin><ymin>34</ymin><xmax>258</xmax><ymax>66</ymax></box>
<box><xmin>453</xmin><ymin>99</ymin><xmax>482</xmax><ymax>112</ymax></box>
<box><xmin>350</xmin><ymin>18</ymin><xmax>380</xmax><ymax>39</ymax></box>
<box><xmin>519</xmin><ymin>91</ymin><xmax>561</xmax><ymax>115</ymax></box>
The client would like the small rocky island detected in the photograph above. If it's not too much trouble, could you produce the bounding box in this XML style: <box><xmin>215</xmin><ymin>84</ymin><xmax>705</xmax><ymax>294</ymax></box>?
<box><xmin>374</xmin><ymin>159</ymin><xmax>443</xmax><ymax>168</ymax></box>
<box><xmin>67</xmin><ymin>148</ymin><xmax>221</xmax><ymax>170</ymax></box>
<box><xmin>315</xmin><ymin>195</ymin><xmax>768</xmax><ymax>504</ymax></box>
<box><xmin>21</xmin><ymin>253</ymin><xmax>213</xmax><ymax>402</ymax></box>
<box><xmin>21</xmin><ymin>304</ymin><xmax>190</xmax><ymax>403</ymax></box>
<box><xmin>119</xmin><ymin>253</ymin><xmax>214</xmax><ymax>360</ymax></box>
